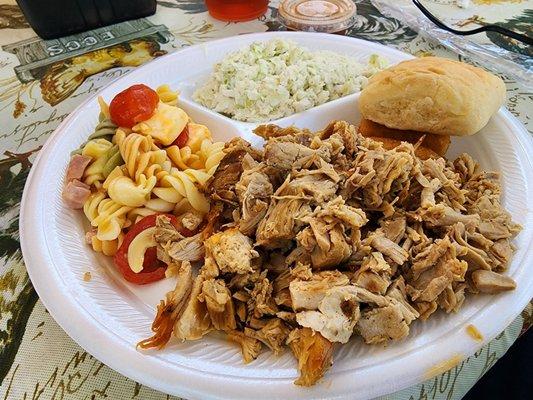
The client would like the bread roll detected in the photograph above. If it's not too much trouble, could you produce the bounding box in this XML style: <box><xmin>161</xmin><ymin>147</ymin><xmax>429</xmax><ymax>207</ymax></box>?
<box><xmin>359</xmin><ymin>57</ymin><xmax>506</xmax><ymax>136</ymax></box>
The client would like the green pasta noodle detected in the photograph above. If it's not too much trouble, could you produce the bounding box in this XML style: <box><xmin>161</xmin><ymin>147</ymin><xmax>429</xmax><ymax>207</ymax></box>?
<box><xmin>71</xmin><ymin>117</ymin><xmax>118</xmax><ymax>156</ymax></box>
<box><xmin>102</xmin><ymin>145</ymin><xmax>124</xmax><ymax>178</ymax></box>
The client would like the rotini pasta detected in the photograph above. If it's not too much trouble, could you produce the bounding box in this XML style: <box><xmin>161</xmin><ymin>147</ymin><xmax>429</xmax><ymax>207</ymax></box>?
<box><xmin>144</xmin><ymin>198</ymin><xmax>176</xmax><ymax>213</ymax></box>
<box><xmin>71</xmin><ymin>116</ymin><xmax>117</xmax><ymax>155</ymax></box>
<box><xmin>182</xmin><ymin>168</ymin><xmax>212</xmax><ymax>186</ymax></box>
<box><xmin>199</xmin><ymin>139</ymin><xmax>225</xmax><ymax>175</ymax></box>
<box><xmin>126</xmin><ymin>207</ymin><xmax>158</xmax><ymax>225</ymax></box>
<box><xmin>101</xmin><ymin>146</ymin><xmax>123</xmax><ymax>178</ymax></box>
<box><xmin>65</xmin><ymin>84</ymin><xmax>225</xmax><ymax>283</ymax></box>
<box><xmin>115</xmin><ymin>129</ymin><xmax>170</xmax><ymax>182</ymax></box>
<box><xmin>108</xmin><ymin>174</ymin><xmax>157</xmax><ymax>207</ymax></box>
<box><xmin>82</xmin><ymin>140</ymin><xmax>125</xmax><ymax>187</ymax></box>
<box><xmin>91</xmin><ymin>118</ymin><xmax>117</xmax><ymax>141</ymax></box>
<box><xmin>156</xmin><ymin>84</ymin><xmax>179</xmax><ymax>106</ymax></box>
<box><xmin>98</xmin><ymin>96</ymin><xmax>111</xmax><ymax>119</ymax></box>
<box><xmin>82</xmin><ymin>139</ymin><xmax>114</xmax><ymax>186</ymax></box>
<box><xmin>160</xmin><ymin>170</ymin><xmax>210</xmax><ymax>213</ymax></box>
<box><xmin>151</xmin><ymin>186</ymin><xmax>182</xmax><ymax>204</ymax></box>
<box><xmin>165</xmin><ymin>137</ymin><xmax>223</xmax><ymax>174</ymax></box>
<box><xmin>88</xmin><ymin>233</ymin><xmax>123</xmax><ymax>256</ymax></box>
<box><xmin>166</xmin><ymin>145</ymin><xmax>200</xmax><ymax>170</ymax></box>
<box><xmin>83</xmin><ymin>191</ymin><xmax>132</xmax><ymax>241</ymax></box>
<box><xmin>82</xmin><ymin>138</ymin><xmax>113</xmax><ymax>159</ymax></box>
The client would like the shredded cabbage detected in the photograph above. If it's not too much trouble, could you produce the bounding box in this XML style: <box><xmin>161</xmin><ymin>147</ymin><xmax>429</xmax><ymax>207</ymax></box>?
<box><xmin>193</xmin><ymin>39</ymin><xmax>387</xmax><ymax>122</ymax></box>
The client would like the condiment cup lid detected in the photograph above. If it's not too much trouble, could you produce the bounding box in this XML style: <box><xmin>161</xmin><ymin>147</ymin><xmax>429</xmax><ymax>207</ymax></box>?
<box><xmin>278</xmin><ymin>0</ymin><xmax>357</xmax><ymax>33</ymax></box>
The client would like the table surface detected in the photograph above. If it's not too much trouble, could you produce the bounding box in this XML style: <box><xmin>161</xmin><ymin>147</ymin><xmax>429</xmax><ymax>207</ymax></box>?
<box><xmin>0</xmin><ymin>1</ymin><xmax>531</xmax><ymax>399</ymax></box>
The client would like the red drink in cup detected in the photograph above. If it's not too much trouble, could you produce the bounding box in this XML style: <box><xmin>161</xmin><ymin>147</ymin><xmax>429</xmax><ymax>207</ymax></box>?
<box><xmin>205</xmin><ymin>0</ymin><xmax>269</xmax><ymax>21</ymax></box>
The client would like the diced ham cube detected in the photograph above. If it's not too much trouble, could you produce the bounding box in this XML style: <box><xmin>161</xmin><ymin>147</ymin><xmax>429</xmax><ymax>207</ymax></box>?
<box><xmin>65</xmin><ymin>154</ymin><xmax>92</xmax><ymax>182</ymax></box>
<box><xmin>63</xmin><ymin>179</ymin><xmax>91</xmax><ymax>209</ymax></box>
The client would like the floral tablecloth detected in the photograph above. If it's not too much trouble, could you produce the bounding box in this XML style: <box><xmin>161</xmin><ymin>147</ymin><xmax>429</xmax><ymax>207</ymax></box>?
<box><xmin>0</xmin><ymin>1</ymin><xmax>531</xmax><ymax>399</ymax></box>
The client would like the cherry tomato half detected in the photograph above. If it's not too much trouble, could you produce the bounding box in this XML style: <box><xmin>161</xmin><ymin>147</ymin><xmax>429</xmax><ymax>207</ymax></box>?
<box><xmin>109</xmin><ymin>84</ymin><xmax>159</xmax><ymax>128</ymax></box>
<box><xmin>172</xmin><ymin>125</ymin><xmax>189</xmax><ymax>148</ymax></box>
<box><xmin>114</xmin><ymin>214</ymin><xmax>194</xmax><ymax>285</ymax></box>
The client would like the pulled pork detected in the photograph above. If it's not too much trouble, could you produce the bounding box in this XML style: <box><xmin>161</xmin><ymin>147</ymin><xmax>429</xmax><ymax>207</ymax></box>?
<box><xmin>142</xmin><ymin>121</ymin><xmax>521</xmax><ymax>386</ymax></box>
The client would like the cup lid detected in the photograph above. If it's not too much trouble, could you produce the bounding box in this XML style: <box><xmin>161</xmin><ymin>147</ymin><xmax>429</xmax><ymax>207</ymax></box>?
<box><xmin>278</xmin><ymin>0</ymin><xmax>357</xmax><ymax>33</ymax></box>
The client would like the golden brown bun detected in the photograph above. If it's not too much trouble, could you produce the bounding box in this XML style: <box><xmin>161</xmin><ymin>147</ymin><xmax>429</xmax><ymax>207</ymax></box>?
<box><xmin>359</xmin><ymin>57</ymin><xmax>506</xmax><ymax>136</ymax></box>
<box><xmin>358</xmin><ymin>119</ymin><xmax>450</xmax><ymax>156</ymax></box>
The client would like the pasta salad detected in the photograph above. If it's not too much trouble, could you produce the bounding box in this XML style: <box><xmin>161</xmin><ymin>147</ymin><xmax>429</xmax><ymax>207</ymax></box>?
<box><xmin>63</xmin><ymin>84</ymin><xmax>224</xmax><ymax>284</ymax></box>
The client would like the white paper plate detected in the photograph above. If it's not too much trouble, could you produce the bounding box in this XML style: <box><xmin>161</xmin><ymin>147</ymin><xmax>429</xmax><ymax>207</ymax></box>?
<box><xmin>20</xmin><ymin>32</ymin><xmax>533</xmax><ymax>400</ymax></box>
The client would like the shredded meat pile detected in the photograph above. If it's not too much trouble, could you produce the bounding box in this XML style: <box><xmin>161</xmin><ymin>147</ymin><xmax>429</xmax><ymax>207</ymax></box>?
<box><xmin>140</xmin><ymin>121</ymin><xmax>521</xmax><ymax>386</ymax></box>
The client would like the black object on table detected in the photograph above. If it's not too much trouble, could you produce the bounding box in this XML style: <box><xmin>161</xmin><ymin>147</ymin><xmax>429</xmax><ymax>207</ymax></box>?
<box><xmin>412</xmin><ymin>0</ymin><xmax>533</xmax><ymax>46</ymax></box>
<box><xmin>16</xmin><ymin>0</ymin><xmax>157</xmax><ymax>39</ymax></box>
